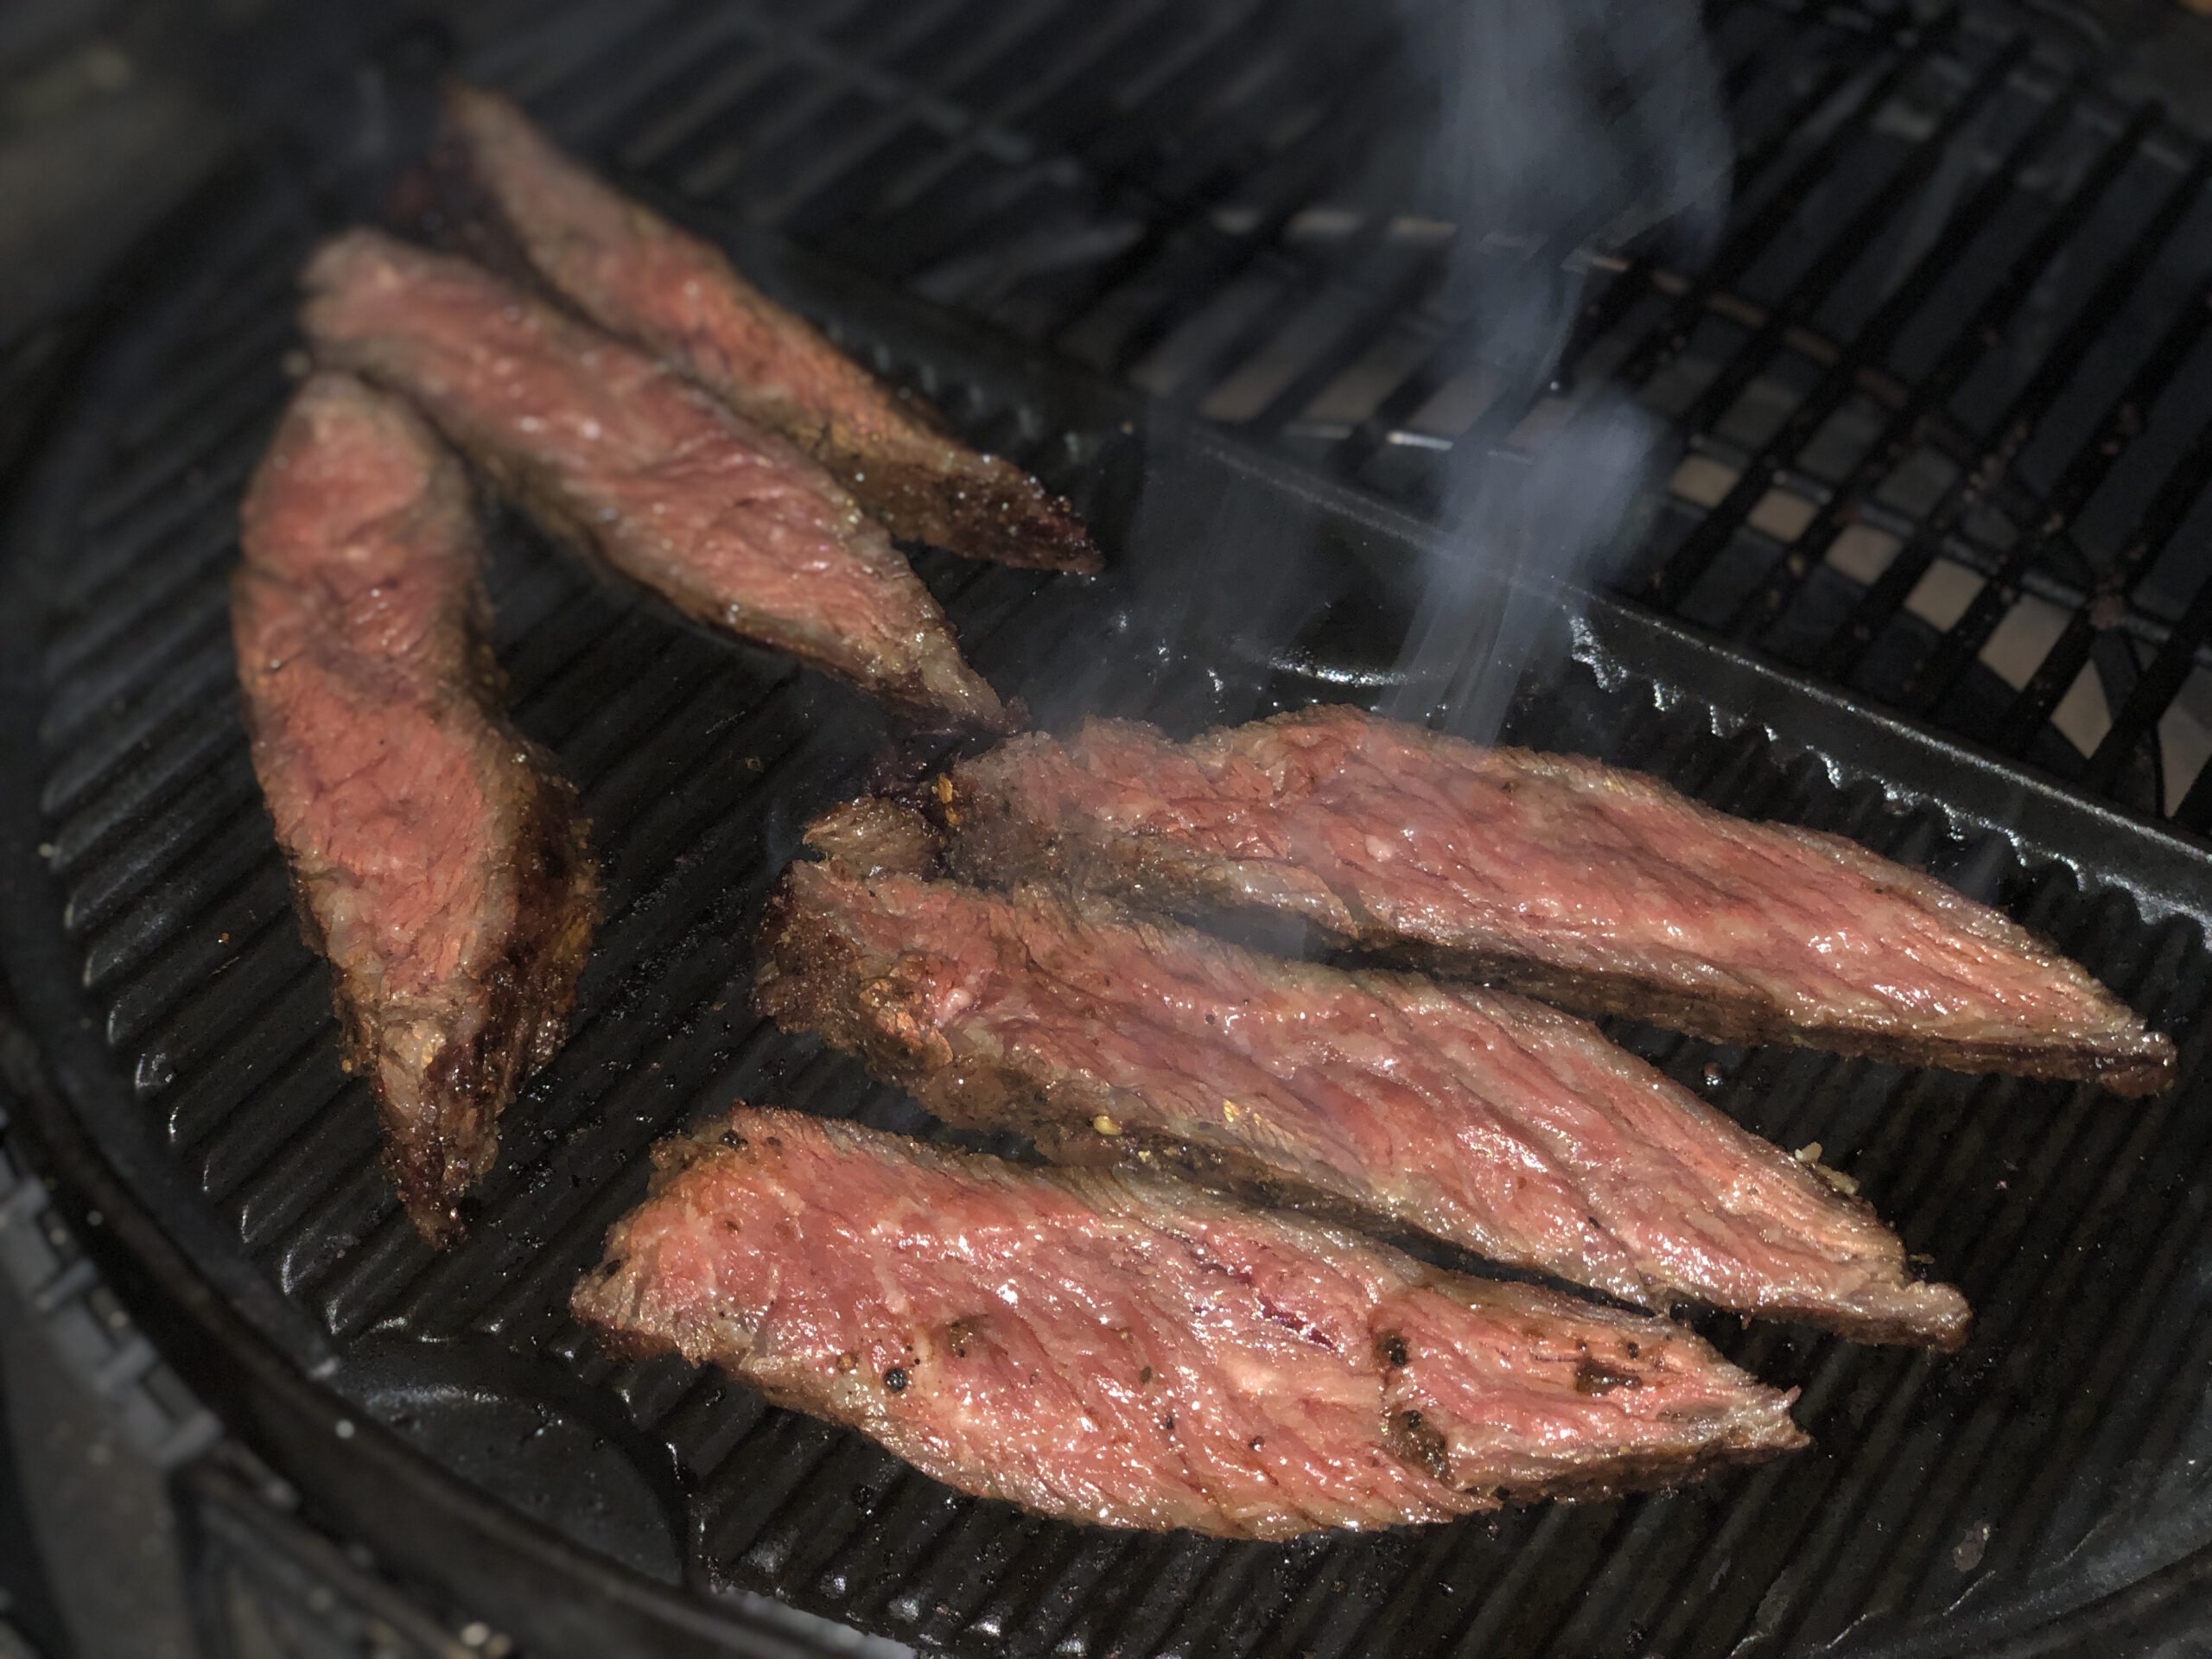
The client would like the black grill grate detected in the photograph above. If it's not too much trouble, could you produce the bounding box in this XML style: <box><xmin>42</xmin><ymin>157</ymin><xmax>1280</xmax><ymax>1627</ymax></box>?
<box><xmin>445</xmin><ymin>0</ymin><xmax>2212</xmax><ymax>834</ymax></box>
<box><xmin>10</xmin><ymin>1</ymin><xmax>2212</xmax><ymax>1655</ymax></box>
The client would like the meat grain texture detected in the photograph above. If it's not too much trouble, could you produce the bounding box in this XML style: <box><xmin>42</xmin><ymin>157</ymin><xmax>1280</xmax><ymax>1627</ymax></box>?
<box><xmin>944</xmin><ymin>707</ymin><xmax>2174</xmax><ymax>1095</ymax></box>
<box><xmin>233</xmin><ymin>372</ymin><xmax>596</xmax><ymax>1243</ymax></box>
<box><xmin>439</xmin><ymin>85</ymin><xmax>1100</xmax><ymax>575</ymax></box>
<box><xmin>300</xmin><ymin>228</ymin><xmax>1009</xmax><ymax>732</ymax></box>
<box><xmin>573</xmin><ymin>1106</ymin><xmax>1804</xmax><ymax>1538</ymax></box>
<box><xmin>757</xmin><ymin>801</ymin><xmax>1969</xmax><ymax>1349</ymax></box>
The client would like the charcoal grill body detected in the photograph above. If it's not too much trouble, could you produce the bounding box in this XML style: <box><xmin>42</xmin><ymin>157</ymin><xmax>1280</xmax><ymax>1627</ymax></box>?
<box><xmin>6</xmin><ymin>3</ymin><xmax>2212</xmax><ymax>1655</ymax></box>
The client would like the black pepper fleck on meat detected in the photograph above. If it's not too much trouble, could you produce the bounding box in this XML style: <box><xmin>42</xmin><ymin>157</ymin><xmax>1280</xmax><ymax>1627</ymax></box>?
<box><xmin>1573</xmin><ymin>1358</ymin><xmax>1643</xmax><ymax>1395</ymax></box>
<box><xmin>884</xmin><ymin>1367</ymin><xmax>908</xmax><ymax>1392</ymax></box>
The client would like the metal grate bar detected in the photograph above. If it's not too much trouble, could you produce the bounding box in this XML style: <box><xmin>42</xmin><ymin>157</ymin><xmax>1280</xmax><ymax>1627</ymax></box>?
<box><xmin>1992</xmin><ymin>270</ymin><xmax>2212</xmax><ymax>756</ymax></box>
<box><xmin>1235</xmin><ymin>239</ymin><xmax>1462</xmax><ymax>440</ymax></box>
<box><xmin>1641</xmin><ymin>40</ymin><xmax>2036</xmax><ymax>609</ymax></box>
<box><xmin>2009</xmin><ymin>1120</ymin><xmax>2212</xmax><ymax>1572</ymax></box>
<box><xmin>1103</xmin><ymin>0</ymin><xmax>1750</xmax><ymax>393</ymax></box>
<box><xmin>1023</xmin><ymin>32</ymin><xmax>1400</xmax><ymax>367</ymax></box>
<box><xmin>895</xmin><ymin>0</ymin><xmax>1286</xmax><ymax>291</ymax></box>
<box><xmin>1455</xmin><ymin>27</ymin><xmax>1946</xmax><ymax>507</ymax></box>
<box><xmin>57</xmin><ymin>423</ymin><xmax>268</xmax><ymax>626</ymax></box>
<box><xmin>510</xmin><ymin>0</ymin><xmax>771</xmax><ymax>153</ymax></box>
<box><xmin>671</xmin><ymin>0</ymin><xmax>978</xmax><ymax>202</ymax></box>
<box><xmin>1581</xmin><ymin>19</ymin><xmax>1943</xmax><ymax>409</ymax></box>
<box><xmin>1237</xmin><ymin>22</ymin><xmax>1781</xmax><ymax>450</ymax></box>
<box><xmin>1324</xmin><ymin>31</ymin><xmax>1884</xmax><ymax>493</ymax></box>
<box><xmin>2170</xmin><ymin>728</ymin><xmax>2212</xmax><ymax>831</ymax></box>
<box><xmin>1811</xmin><ymin>102</ymin><xmax>2173</xmax><ymax>684</ymax></box>
<box><xmin>2084</xmin><ymin>487</ymin><xmax>2212</xmax><ymax>798</ymax></box>
<box><xmin>1138</xmin><ymin>210</ymin><xmax>1425</xmax><ymax>415</ymax></box>
<box><xmin>814</xmin><ymin>0</ymin><xmax>1170</xmax><ymax>248</ymax></box>
<box><xmin>40</xmin><ymin>583</ymin><xmax>230</xmax><ymax>749</ymax></box>
<box><xmin>457</xmin><ymin>0</ymin><xmax>683</xmax><ymax>98</ymax></box>
<box><xmin>1770</xmin><ymin>242</ymin><xmax>2205</xmax><ymax>696</ymax></box>
<box><xmin>69</xmin><ymin>365</ymin><xmax>283</xmax><ymax>545</ymax></box>
<box><xmin>750</xmin><ymin>3</ymin><xmax>1084</xmax><ymax>231</ymax></box>
<box><xmin>110</xmin><ymin>305</ymin><xmax>294</xmax><ymax>460</ymax></box>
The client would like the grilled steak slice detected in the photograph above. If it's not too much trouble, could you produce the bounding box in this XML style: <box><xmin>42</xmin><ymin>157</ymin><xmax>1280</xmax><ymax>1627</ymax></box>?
<box><xmin>234</xmin><ymin>373</ymin><xmax>596</xmax><ymax>1243</ymax></box>
<box><xmin>754</xmin><ymin>803</ymin><xmax>1968</xmax><ymax>1348</ymax></box>
<box><xmin>573</xmin><ymin>1105</ymin><xmax>1803</xmax><ymax>1538</ymax></box>
<box><xmin>943</xmin><ymin>707</ymin><xmax>2175</xmax><ymax>1096</ymax></box>
<box><xmin>437</xmin><ymin>86</ymin><xmax>1099</xmax><ymax>575</ymax></box>
<box><xmin>301</xmin><ymin>229</ymin><xmax>1009</xmax><ymax>732</ymax></box>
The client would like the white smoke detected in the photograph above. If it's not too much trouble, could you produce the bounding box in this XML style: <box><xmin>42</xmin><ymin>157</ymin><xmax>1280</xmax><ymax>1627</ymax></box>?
<box><xmin>1383</xmin><ymin>0</ymin><xmax>1732</xmax><ymax>739</ymax></box>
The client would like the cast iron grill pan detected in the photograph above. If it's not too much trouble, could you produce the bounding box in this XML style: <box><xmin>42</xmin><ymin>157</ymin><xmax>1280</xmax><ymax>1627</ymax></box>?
<box><xmin>6</xmin><ymin>19</ymin><xmax>2212</xmax><ymax>1659</ymax></box>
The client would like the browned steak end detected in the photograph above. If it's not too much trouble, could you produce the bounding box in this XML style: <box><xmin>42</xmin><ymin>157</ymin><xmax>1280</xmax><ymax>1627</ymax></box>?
<box><xmin>233</xmin><ymin>372</ymin><xmax>597</xmax><ymax>1243</ymax></box>
<box><xmin>572</xmin><ymin>1105</ymin><xmax>1802</xmax><ymax>1537</ymax></box>
<box><xmin>942</xmin><ymin>709</ymin><xmax>2175</xmax><ymax>1096</ymax></box>
<box><xmin>440</xmin><ymin>85</ymin><xmax>1101</xmax><ymax>575</ymax></box>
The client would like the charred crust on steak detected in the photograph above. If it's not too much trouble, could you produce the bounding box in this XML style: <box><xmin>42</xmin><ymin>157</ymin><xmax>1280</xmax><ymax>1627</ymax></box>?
<box><xmin>837</xmin><ymin>451</ymin><xmax>1101</xmax><ymax>575</ymax></box>
<box><xmin>359</xmin><ymin>756</ymin><xmax>594</xmax><ymax>1246</ymax></box>
<box><xmin>802</xmin><ymin>797</ymin><xmax>948</xmax><ymax>880</ymax></box>
<box><xmin>1386</xmin><ymin>1410</ymin><xmax>1451</xmax><ymax>1484</ymax></box>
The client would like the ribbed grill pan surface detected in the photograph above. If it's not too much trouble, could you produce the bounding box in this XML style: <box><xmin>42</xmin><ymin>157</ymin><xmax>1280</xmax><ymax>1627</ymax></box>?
<box><xmin>6</xmin><ymin>28</ymin><xmax>2212</xmax><ymax>1659</ymax></box>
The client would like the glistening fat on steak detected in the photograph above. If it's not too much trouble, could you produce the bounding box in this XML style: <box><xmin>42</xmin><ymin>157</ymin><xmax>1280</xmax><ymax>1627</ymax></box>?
<box><xmin>757</xmin><ymin>801</ymin><xmax>1968</xmax><ymax>1349</ymax></box>
<box><xmin>233</xmin><ymin>373</ymin><xmax>597</xmax><ymax>1244</ymax></box>
<box><xmin>943</xmin><ymin>707</ymin><xmax>2176</xmax><ymax>1096</ymax></box>
<box><xmin>437</xmin><ymin>85</ymin><xmax>1101</xmax><ymax>575</ymax></box>
<box><xmin>300</xmin><ymin>229</ymin><xmax>1009</xmax><ymax>732</ymax></box>
<box><xmin>573</xmin><ymin>1106</ymin><xmax>1804</xmax><ymax>1538</ymax></box>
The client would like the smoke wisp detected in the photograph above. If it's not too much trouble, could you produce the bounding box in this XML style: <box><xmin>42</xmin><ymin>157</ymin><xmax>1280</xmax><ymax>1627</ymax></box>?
<box><xmin>1383</xmin><ymin>0</ymin><xmax>1732</xmax><ymax>740</ymax></box>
